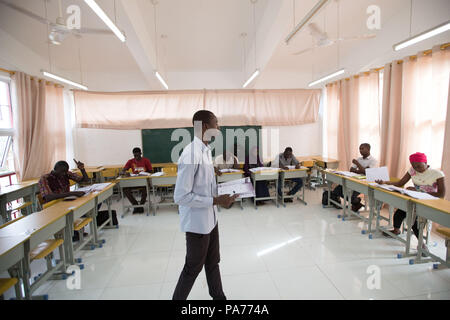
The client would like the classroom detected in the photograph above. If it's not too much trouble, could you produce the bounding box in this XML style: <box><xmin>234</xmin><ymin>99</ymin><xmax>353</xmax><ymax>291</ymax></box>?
<box><xmin>0</xmin><ymin>0</ymin><xmax>449</xmax><ymax>302</ymax></box>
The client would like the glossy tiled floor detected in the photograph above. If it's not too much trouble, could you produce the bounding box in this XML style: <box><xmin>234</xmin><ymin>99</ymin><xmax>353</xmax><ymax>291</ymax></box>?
<box><xmin>2</xmin><ymin>188</ymin><xmax>450</xmax><ymax>300</ymax></box>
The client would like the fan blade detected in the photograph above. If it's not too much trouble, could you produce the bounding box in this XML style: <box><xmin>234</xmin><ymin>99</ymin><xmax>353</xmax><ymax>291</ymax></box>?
<box><xmin>334</xmin><ymin>34</ymin><xmax>376</xmax><ymax>42</ymax></box>
<box><xmin>292</xmin><ymin>46</ymin><xmax>316</xmax><ymax>56</ymax></box>
<box><xmin>77</xmin><ymin>28</ymin><xmax>113</xmax><ymax>35</ymax></box>
<box><xmin>0</xmin><ymin>0</ymin><xmax>51</xmax><ymax>25</ymax></box>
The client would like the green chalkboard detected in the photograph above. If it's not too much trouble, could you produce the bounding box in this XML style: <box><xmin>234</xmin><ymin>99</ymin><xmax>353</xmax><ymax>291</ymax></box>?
<box><xmin>142</xmin><ymin>126</ymin><xmax>262</xmax><ymax>164</ymax></box>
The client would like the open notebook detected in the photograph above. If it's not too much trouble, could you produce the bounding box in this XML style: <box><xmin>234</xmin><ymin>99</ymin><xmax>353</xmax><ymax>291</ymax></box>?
<box><xmin>370</xmin><ymin>183</ymin><xmax>438</xmax><ymax>200</ymax></box>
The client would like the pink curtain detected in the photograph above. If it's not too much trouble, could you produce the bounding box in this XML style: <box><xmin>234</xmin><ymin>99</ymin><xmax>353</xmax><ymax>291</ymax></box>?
<box><xmin>380</xmin><ymin>62</ymin><xmax>403</xmax><ymax>177</ymax></box>
<box><xmin>74</xmin><ymin>89</ymin><xmax>321</xmax><ymax>129</ymax></box>
<box><xmin>327</xmin><ymin>72</ymin><xmax>380</xmax><ymax>170</ymax></box>
<box><xmin>12</xmin><ymin>72</ymin><xmax>66</xmax><ymax>181</ymax></box>
<box><xmin>326</xmin><ymin>82</ymin><xmax>340</xmax><ymax>161</ymax></box>
<box><xmin>381</xmin><ymin>45</ymin><xmax>450</xmax><ymax>179</ymax></box>
<box><xmin>442</xmin><ymin>81</ymin><xmax>450</xmax><ymax>201</ymax></box>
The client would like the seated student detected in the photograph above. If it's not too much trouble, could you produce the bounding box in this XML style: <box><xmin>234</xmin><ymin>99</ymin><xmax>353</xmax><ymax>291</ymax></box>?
<box><xmin>273</xmin><ymin>147</ymin><xmax>302</xmax><ymax>203</ymax></box>
<box><xmin>39</xmin><ymin>160</ymin><xmax>89</xmax><ymax>203</ymax></box>
<box><xmin>39</xmin><ymin>160</ymin><xmax>90</xmax><ymax>241</ymax></box>
<box><xmin>243</xmin><ymin>146</ymin><xmax>270</xmax><ymax>205</ymax></box>
<box><xmin>214</xmin><ymin>150</ymin><xmax>240</xmax><ymax>172</ymax></box>
<box><xmin>120</xmin><ymin>147</ymin><xmax>153</xmax><ymax>214</ymax></box>
<box><xmin>332</xmin><ymin>143</ymin><xmax>377</xmax><ymax>212</ymax></box>
<box><xmin>375</xmin><ymin>152</ymin><xmax>445</xmax><ymax>250</ymax></box>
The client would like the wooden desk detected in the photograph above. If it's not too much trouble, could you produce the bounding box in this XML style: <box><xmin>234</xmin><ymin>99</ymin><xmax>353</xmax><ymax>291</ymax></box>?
<box><xmin>72</xmin><ymin>168</ymin><xmax>105</xmax><ymax>183</ymax></box>
<box><xmin>216</xmin><ymin>170</ymin><xmax>245</xmax><ymax>210</ymax></box>
<box><xmin>342</xmin><ymin>177</ymin><xmax>375</xmax><ymax>230</ymax></box>
<box><xmin>279</xmin><ymin>168</ymin><xmax>308</xmax><ymax>207</ymax></box>
<box><xmin>0</xmin><ymin>179</ymin><xmax>39</xmax><ymax>223</ymax></box>
<box><xmin>250</xmin><ymin>169</ymin><xmax>280</xmax><ymax>209</ymax></box>
<box><xmin>150</xmin><ymin>173</ymin><xmax>178</xmax><ymax>216</ymax></box>
<box><xmin>0</xmin><ymin>235</ymin><xmax>27</xmax><ymax>299</ymax></box>
<box><xmin>411</xmin><ymin>199</ymin><xmax>450</xmax><ymax>267</ymax></box>
<box><xmin>117</xmin><ymin>176</ymin><xmax>151</xmax><ymax>217</ymax></box>
<box><xmin>323</xmin><ymin>171</ymin><xmax>348</xmax><ymax>217</ymax></box>
<box><xmin>371</xmin><ymin>186</ymin><xmax>415</xmax><ymax>258</ymax></box>
<box><xmin>0</xmin><ymin>203</ymin><xmax>71</xmax><ymax>299</ymax></box>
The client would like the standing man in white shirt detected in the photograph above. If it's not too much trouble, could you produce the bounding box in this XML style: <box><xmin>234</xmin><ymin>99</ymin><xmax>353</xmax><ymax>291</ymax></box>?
<box><xmin>332</xmin><ymin>143</ymin><xmax>378</xmax><ymax>212</ymax></box>
<box><xmin>172</xmin><ymin>110</ymin><xmax>238</xmax><ymax>300</ymax></box>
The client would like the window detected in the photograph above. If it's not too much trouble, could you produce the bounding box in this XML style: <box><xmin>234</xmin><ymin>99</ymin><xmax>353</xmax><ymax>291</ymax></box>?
<box><xmin>0</xmin><ymin>80</ymin><xmax>16</xmax><ymax>186</ymax></box>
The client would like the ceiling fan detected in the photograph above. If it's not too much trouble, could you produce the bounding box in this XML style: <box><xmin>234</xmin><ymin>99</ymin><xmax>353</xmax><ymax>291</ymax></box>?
<box><xmin>0</xmin><ymin>0</ymin><xmax>112</xmax><ymax>45</ymax></box>
<box><xmin>291</xmin><ymin>22</ymin><xmax>376</xmax><ymax>56</ymax></box>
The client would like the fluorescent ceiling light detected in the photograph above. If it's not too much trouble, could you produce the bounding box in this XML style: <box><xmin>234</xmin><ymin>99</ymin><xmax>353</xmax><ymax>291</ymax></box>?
<box><xmin>155</xmin><ymin>71</ymin><xmax>168</xmax><ymax>90</ymax></box>
<box><xmin>42</xmin><ymin>71</ymin><xmax>88</xmax><ymax>90</ymax></box>
<box><xmin>393</xmin><ymin>21</ymin><xmax>450</xmax><ymax>51</ymax></box>
<box><xmin>308</xmin><ymin>69</ymin><xmax>345</xmax><ymax>87</ymax></box>
<box><xmin>84</xmin><ymin>0</ymin><xmax>126</xmax><ymax>42</ymax></box>
<box><xmin>243</xmin><ymin>69</ymin><xmax>260</xmax><ymax>88</ymax></box>
<box><xmin>285</xmin><ymin>0</ymin><xmax>329</xmax><ymax>44</ymax></box>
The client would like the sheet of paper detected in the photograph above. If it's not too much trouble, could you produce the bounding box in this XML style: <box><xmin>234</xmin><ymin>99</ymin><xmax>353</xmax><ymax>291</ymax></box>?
<box><xmin>219</xmin><ymin>169</ymin><xmax>241</xmax><ymax>173</ymax></box>
<box><xmin>151</xmin><ymin>172</ymin><xmax>165</xmax><ymax>177</ymax></box>
<box><xmin>218</xmin><ymin>177</ymin><xmax>255</xmax><ymax>199</ymax></box>
<box><xmin>249</xmin><ymin>167</ymin><xmax>278</xmax><ymax>173</ymax></box>
<box><xmin>402</xmin><ymin>189</ymin><xmax>439</xmax><ymax>200</ymax></box>
<box><xmin>138</xmin><ymin>172</ymin><xmax>151</xmax><ymax>176</ymax></box>
<box><xmin>365</xmin><ymin>167</ymin><xmax>390</xmax><ymax>182</ymax></box>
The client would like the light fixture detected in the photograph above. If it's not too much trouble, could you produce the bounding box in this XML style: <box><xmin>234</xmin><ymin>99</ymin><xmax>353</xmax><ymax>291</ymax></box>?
<box><xmin>84</xmin><ymin>0</ymin><xmax>126</xmax><ymax>42</ymax></box>
<box><xmin>285</xmin><ymin>0</ymin><xmax>329</xmax><ymax>45</ymax></box>
<box><xmin>308</xmin><ymin>69</ymin><xmax>345</xmax><ymax>87</ymax></box>
<box><xmin>393</xmin><ymin>21</ymin><xmax>450</xmax><ymax>51</ymax></box>
<box><xmin>42</xmin><ymin>71</ymin><xmax>88</xmax><ymax>90</ymax></box>
<box><xmin>155</xmin><ymin>71</ymin><xmax>168</xmax><ymax>90</ymax></box>
<box><xmin>242</xmin><ymin>0</ymin><xmax>260</xmax><ymax>88</ymax></box>
<box><xmin>243</xmin><ymin>69</ymin><xmax>260</xmax><ymax>88</ymax></box>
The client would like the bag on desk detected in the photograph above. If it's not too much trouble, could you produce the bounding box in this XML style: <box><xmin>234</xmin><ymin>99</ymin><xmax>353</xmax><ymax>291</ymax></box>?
<box><xmin>96</xmin><ymin>210</ymin><xmax>119</xmax><ymax>226</ymax></box>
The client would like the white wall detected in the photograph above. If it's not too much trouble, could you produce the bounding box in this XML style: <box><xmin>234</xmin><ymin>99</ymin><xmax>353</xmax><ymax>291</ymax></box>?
<box><xmin>73</xmin><ymin>123</ymin><xmax>323</xmax><ymax>166</ymax></box>
<box><xmin>75</xmin><ymin>128</ymin><xmax>142</xmax><ymax>166</ymax></box>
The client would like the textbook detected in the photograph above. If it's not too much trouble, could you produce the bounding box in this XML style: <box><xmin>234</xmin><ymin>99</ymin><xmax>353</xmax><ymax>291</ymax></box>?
<box><xmin>371</xmin><ymin>183</ymin><xmax>438</xmax><ymax>200</ymax></box>
<box><xmin>76</xmin><ymin>183</ymin><xmax>112</xmax><ymax>194</ymax></box>
<box><xmin>332</xmin><ymin>170</ymin><xmax>365</xmax><ymax>179</ymax></box>
<box><xmin>249</xmin><ymin>167</ymin><xmax>279</xmax><ymax>173</ymax></box>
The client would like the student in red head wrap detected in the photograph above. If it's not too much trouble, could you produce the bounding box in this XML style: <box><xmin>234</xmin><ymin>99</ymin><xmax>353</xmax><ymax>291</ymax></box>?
<box><xmin>375</xmin><ymin>152</ymin><xmax>445</xmax><ymax>250</ymax></box>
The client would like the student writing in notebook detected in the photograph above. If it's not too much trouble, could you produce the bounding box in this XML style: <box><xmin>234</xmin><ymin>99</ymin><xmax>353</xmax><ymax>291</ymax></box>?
<box><xmin>120</xmin><ymin>147</ymin><xmax>153</xmax><ymax>214</ymax></box>
<box><xmin>375</xmin><ymin>152</ymin><xmax>445</xmax><ymax>249</ymax></box>
<box><xmin>272</xmin><ymin>147</ymin><xmax>302</xmax><ymax>203</ymax></box>
<box><xmin>331</xmin><ymin>143</ymin><xmax>378</xmax><ymax>212</ymax></box>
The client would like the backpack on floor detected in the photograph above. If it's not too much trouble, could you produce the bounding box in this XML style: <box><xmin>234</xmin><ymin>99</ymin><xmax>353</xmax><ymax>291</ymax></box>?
<box><xmin>321</xmin><ymin>190</ymin><xmax>341</xmax><ymax>208</ymax></box>
<box><xmin>96</xmin><ymin>210</ymin><xmax>119</xmax><ymax>227</ymax></box>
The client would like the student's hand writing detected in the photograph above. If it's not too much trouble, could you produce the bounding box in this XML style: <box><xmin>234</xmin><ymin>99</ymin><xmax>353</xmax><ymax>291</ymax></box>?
<box><xmin>282</xmin><ymin>166</ymin><xmax>289</xmax><ymax>170</ymax></box>
<box><xmin>214</xmin><ymin>167</ymin><xmax>222</xmax><ymax>176</ymax></box>
<box><xmin>375</xmin><ymin>179</ymin><xmax>384</xmax><ymax>184</ymax></box>
<box><xmin>406</xmin><ymin>187</ymin><xmax>416</xmax><ymax>191</ymax></box>
<box><xmin>295</xmin><ymin>164</ymin><xmax>301</xmax><ymax>169</ymax></box>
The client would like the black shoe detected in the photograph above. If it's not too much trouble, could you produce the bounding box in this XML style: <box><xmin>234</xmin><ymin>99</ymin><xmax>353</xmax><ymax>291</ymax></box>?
<box><xmin>138</xmin><ymin>207</ymin><xmax>145</xmax><ymax>213</ymax></box>
<box><xmin>285</xmin><ymin>198</ymin><xmax>293</xmax><ymax>203</ymax></box>
<box><xmin>72</xmin><ymin>232</ymin><xmax>88</xmax><ymax>242</ymax></box>
<box><xmin>132</xmin><ymin>207</ymin><xmax>139</xmax><ymax>214</ymax></box>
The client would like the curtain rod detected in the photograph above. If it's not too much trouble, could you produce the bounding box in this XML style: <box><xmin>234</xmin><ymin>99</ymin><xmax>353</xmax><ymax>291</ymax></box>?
<box><xmin>0</xmin><ymin>67</ymin><xmax>15</xmax><ymax>75</ymax></box>
<box><xmin>326</xmin><ymin>42</ymin><xmax>449</xmax><ymax>86</ymax></box>
<box><xmin>0</xmin><ymin>68</ymin><xmax>63</xmax><ymax>88</ymax></box>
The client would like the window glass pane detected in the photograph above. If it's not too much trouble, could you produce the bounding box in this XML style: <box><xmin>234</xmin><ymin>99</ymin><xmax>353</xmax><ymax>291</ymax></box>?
<box><xmin>0</xmin><ymin>81</ymin><xmax>12</xmax><ymax>129</ymax></box>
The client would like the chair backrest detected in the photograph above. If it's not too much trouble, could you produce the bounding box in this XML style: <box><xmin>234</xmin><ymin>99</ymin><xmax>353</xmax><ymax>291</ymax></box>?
<box><xmin>302</xmin><ymin>160</ymin><xmax>315</xmax><ymax>167</ymax></box>
<box><xmin>102</xmin><ymin>168</ymin><xmax>119</xmax><ymax>178</ymax></box>
<box><xmin>162</xmin><ymin>166</ymin><xmax>177</xmax><ymax>174</ymax></box>
<box><xmin>0</xmin><ymin>215</ymin><xmax>25</xmax><ymax>229</ymax></box>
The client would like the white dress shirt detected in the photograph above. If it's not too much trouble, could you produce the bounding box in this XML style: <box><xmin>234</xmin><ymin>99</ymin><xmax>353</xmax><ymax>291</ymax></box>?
<box><xmin>174</xmin><ymin>136</ymin><xmax>218</xmax><ymax>234</ymax></box>
<box><xmin>350</xmin><ymin>155</ymin><xmax>378</xmax><ymax>169</ymax></box>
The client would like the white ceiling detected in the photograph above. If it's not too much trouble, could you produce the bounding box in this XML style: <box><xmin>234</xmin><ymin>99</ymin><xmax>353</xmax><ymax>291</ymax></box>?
<box><xmin>0</xmin><ymin>0</ymin><xmax>449</xmax><ymax>91</ymax></box>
